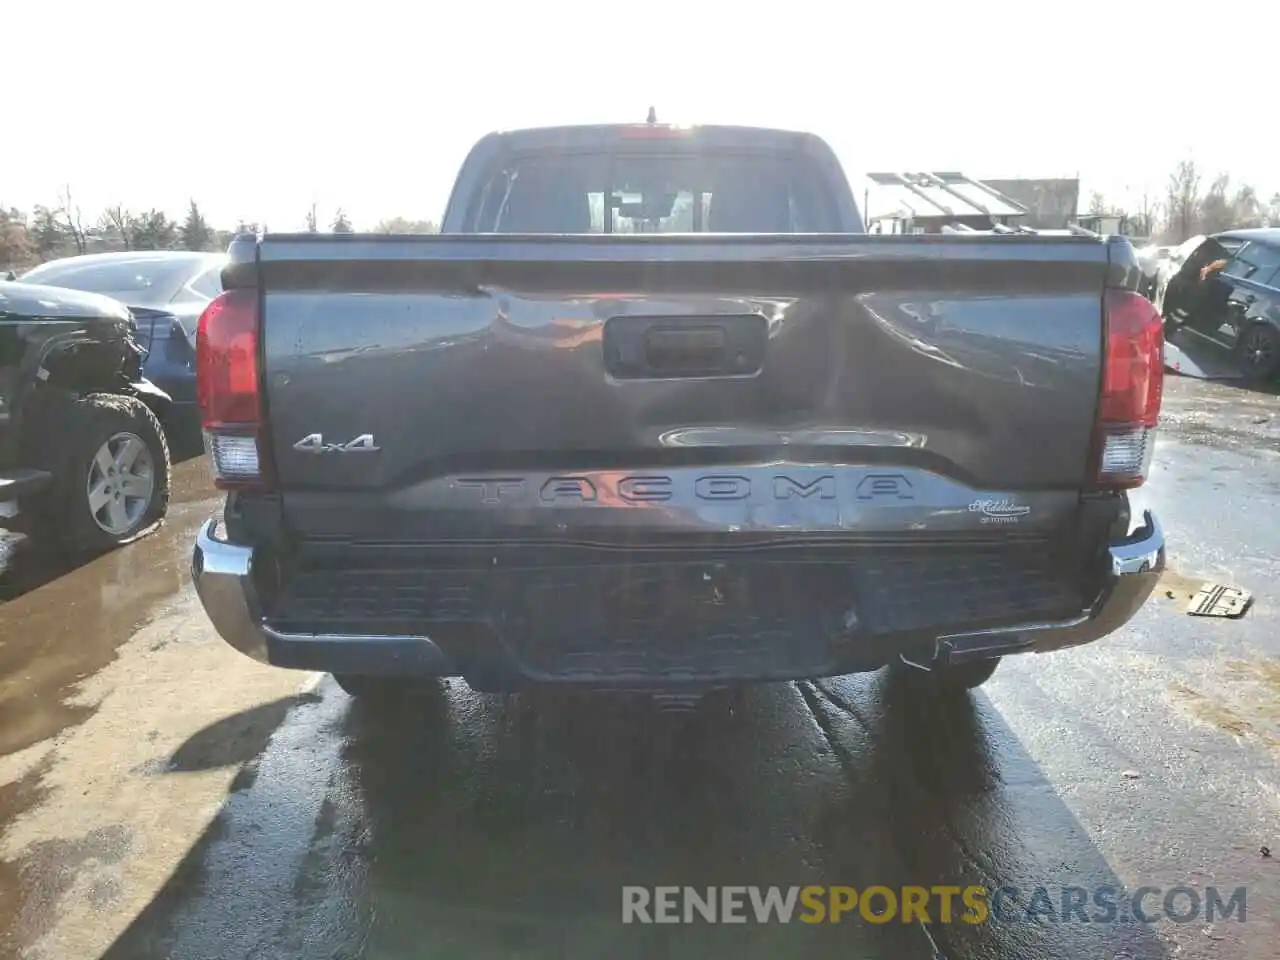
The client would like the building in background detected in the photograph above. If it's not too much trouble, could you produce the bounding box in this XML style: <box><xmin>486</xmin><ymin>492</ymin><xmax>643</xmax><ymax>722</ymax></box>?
<box><xmin>862</xmin><ymin>172</ymin><xmax>1029</xmax><ymax>234</ymax></box>
<box><xmin>982</xmin><ymin>178</ymin><xmax>1080</xmax><ymax>229</ymax></box>
<box><xmin>1073</xmin><ymin>213</ymin><xmax>1132</xmax><ymax>236</ymax></box>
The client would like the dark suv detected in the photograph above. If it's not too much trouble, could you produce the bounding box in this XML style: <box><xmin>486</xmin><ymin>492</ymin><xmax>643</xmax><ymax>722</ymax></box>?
<box><xmin>1157</xmin><ymin>228</ymin><xmax>1280</xmax><ymax>381</ymax></box>
<box><xmin>0</xmin><ymin>281</ymin><xmax>172</xmax><ymax>554</ymax></box>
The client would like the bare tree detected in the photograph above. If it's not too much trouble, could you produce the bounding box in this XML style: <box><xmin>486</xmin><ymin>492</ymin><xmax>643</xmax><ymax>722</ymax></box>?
<box><xmin>1087</xmin><ymin>191</ymin><xmax>1110</xmax><ymax>216</ymax></box>
<box><xmin>1232</xmin><ymin>184</ymin><xmax>1262</xmax><ymax>228</ymax></box>
<box><xmin>0</xmin><ymin>207</ymin><xmax>36</xmax><ymax>271</ymax></box>
<box><xmin>1165</xmin><ymin>160</ymin><xmax>1201</xmax><ymax>242</ymax></box>
<box><xmin>30</xmin><ymin>206</ymin><xmax>64</xmax><ymax>260</ymax></box>
<box><xmin>331</xmin><ymin>208</ymin><xmax>352</xmax><ymax>233</ymax></box>
<box><xmin>305</xmin><ymin>203</ymin><xmax>318</xmax><ymax>233</ymax></box>
<box><xmin>57</xmin><ymin>185</ymin><xmax>88</xmax><ymax>255</ymax></box>
<box><xmin>100</xmin><ymin>205</ymin><xmax>135</xmax><ymax>250</ymax></box>
<box><xmin>1132</xmin><ymin>193</ymin><xmax>1160</xmax><ymax>239</ymax></box>
<box><xmin>1197</xmin><ymin>173</ymin><xmax>1233</xmax><ymax>235</ymax></box>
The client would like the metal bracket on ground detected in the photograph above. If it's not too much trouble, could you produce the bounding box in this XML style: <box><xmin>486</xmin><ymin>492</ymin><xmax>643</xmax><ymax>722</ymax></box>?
<box><xmin>1187</xmin><ymin>582</ymin><xmax>1253</xmax><ymax>619</ymax></box>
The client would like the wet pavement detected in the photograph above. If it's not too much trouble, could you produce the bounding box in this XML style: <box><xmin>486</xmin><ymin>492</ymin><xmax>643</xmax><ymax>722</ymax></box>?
<box><xmin>3</xmin><ymin>374</ymin><xmax>1280</xmax><ymax>959</ymax></box>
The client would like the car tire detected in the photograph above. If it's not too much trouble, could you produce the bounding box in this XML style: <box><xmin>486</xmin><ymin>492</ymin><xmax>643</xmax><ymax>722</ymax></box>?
<box><xmin>30</xmin><ymin>393</ymin><xmax>171</xmax><ymax>555</ymax></box>
<box><xmin>1237</xmin><ymin>324</ymin><xmax>1280</xmax><ymax>383</ymax></box>
<box><xmin>890</xmin><ymin>656</ymin><xmax>1001</xmax><ymax>693</ymax></box>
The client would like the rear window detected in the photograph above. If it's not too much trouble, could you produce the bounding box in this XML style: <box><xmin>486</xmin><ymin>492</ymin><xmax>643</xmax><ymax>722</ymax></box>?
<box><xmin>466</xmin><ymin>151</ymin><xmax>836</xmax><ymax>234</ymax></box>
<box><xmin>186</xmin><ymin>265</ymin><xmax>223</xmax><ymax>300</ymax></box>
<box><xmin>20</xmin><ymin>258</ymin><xmax>191</xmax><ymax>305</ymax></box>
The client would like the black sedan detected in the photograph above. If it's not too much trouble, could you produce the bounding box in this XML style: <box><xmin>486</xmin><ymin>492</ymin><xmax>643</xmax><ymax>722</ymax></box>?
<box><xmin>1157</xmin><ymin>228</ymin><xmax>1280</xmax><ymax>381</ymax></box>
<box><xmin>20</xmin><ymin>250</ymin><xmax>225</xmax><ymax>414</ymax></box>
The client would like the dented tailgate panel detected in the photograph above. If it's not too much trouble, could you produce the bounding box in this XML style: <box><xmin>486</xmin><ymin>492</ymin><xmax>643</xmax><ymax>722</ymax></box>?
<box><xmin>254</xmin><ymin>235</ymin><xmax>1111</xmax><ymax>543</ymax></box>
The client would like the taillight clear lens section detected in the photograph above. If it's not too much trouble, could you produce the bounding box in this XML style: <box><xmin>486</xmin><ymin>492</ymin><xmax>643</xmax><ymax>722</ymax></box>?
<box><xmin>1096</xmin><ymin>424</ymin><xmax>1155</xmax><ymax>483</ymax></box>
<box><xmin>196</xmin><ymin>289</ymin><xmax>268</xmax><ymax>489</ymax></box>
<box><xmin>1095</xmin><ymin>290</ymin><xmax>1164</xmax><ymax>488</ymax></box>
<box><xmin>207</xmin><ymin>434</ymin><xmax>262</xmax><ymax>482</ymax></box>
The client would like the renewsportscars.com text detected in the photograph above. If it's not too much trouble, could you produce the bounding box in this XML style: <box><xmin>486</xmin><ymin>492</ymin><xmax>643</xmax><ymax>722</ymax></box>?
<box><xmin>621</xmin><ymin>885</ymin><xmax>1247</xmax><ymax>925</ymax></box>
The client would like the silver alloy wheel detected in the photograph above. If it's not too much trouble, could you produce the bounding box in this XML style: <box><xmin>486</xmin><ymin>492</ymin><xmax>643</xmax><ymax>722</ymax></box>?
<box><xmin>86</xmin><ymin>431</ymin><xmax>156</xmax><ymax>535</ymax></box>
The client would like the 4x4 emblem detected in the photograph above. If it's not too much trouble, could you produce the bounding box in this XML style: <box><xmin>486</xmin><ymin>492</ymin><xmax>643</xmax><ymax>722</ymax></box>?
<box><xmin>293</xmin><ymin>433</ymin><xmax>380</xmax><ymax>454</ymax></box>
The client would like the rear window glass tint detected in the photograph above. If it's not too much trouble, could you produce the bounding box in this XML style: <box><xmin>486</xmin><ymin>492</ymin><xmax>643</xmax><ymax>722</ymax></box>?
<box><xmin>468</xmin><ymin>151</ymin><xmax>836</xmax><ymax>234</ymax></box>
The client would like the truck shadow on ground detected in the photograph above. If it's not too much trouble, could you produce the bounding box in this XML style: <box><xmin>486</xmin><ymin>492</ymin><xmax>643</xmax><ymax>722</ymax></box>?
<box><xmin>98</xmin><ymin>673</ymin><xmax>1171</xmax><ymax>960</ymax></box>
<box><xmin>164</xmin><ymin>694</ymin><xmax>324</xmax><ymax>774</ymax></box>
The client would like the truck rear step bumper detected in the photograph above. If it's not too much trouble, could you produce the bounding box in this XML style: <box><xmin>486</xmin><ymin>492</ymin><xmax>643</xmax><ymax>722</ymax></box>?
<box><xmin>191</xmin><ymin>512</ymin><xmax>1164</xmax><ymax>687</ymax></box>
<box><xmin>926</xmin><ymin>510</ymin><xmax>1165</xmax><ymax>667</ymax></box>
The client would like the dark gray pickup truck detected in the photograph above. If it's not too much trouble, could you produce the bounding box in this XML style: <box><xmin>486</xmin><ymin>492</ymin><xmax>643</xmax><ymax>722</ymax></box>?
<box><xmin>191</xmin><ymin>121</ymin><xmax>1167</xmax><ymax>705</ymax></box>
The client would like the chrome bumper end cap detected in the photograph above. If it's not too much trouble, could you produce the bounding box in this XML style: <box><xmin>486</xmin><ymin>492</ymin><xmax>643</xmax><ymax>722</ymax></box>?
<box><xmin>191</xmin><ymin>516</ymin><xmax>269</xmax><ymax>663</ymax></box>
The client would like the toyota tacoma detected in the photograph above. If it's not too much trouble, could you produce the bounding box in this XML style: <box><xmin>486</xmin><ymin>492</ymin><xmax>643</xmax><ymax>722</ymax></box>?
<box><xmin>190</xmin><ymin>121</ymin><xmax>1166</xmax><ymax>704</ymax></box>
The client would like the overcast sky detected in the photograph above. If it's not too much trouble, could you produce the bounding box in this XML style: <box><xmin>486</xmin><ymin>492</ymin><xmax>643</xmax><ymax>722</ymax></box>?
<box><xmin>7</xmin><ymin>0</ymin><xmax>1276</xmax><ymax>230</ymax></box>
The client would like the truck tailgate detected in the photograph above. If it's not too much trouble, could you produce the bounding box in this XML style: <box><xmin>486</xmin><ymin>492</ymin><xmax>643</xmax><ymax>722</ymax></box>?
<box><xmin>252</xmin><ymin>234</ymin><xmax>1112</xmax><ymax>542</ymax></box>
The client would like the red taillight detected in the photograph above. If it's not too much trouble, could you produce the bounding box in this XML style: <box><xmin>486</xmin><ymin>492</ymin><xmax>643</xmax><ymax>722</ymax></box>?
<box><xmin>196</xmin><ymin>289</ymin><xmax>259</xmax><ymax>426</ymax></box>
<box><xmin>196</xmin><ymin>289</ymin><xmax>270</xmax><ymax>489</ymax></box>
<box><xmin>1093</xmin><ymin>289</ymin><xmax>1164</xmax><ymax>489</ymax></box>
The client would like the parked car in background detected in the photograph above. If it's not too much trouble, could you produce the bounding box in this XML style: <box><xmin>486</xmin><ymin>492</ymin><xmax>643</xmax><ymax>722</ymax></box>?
<box><xmin>0</xmin><ymin>281</ymin><xmax>171</xmax><ymax>552</ymax></box>
<box><xmin>19</xmin><ymin>251</ymin><xmax>225</xmax><ymax>421</ymax></box>
<box><xmin>1158</xmin><ymin>228</ymin><xmax>1280</xmax><ymax>381</ymax></box>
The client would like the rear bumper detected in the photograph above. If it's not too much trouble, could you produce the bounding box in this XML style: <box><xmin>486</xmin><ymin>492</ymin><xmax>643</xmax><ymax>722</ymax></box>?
<box><xmin>929</xmin><ymin>510</ymin><xmax>1165</xmax><ymax>666</ymax></box>
<box><xmin>191</xmin><ymin>517</ymin><xmax>452</xmax><ymax>676</ymax></box>
<box><xmin>191</xmin><ymin>510</ymin><xmax>1166</xmax><ymax>685</ymax></box>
